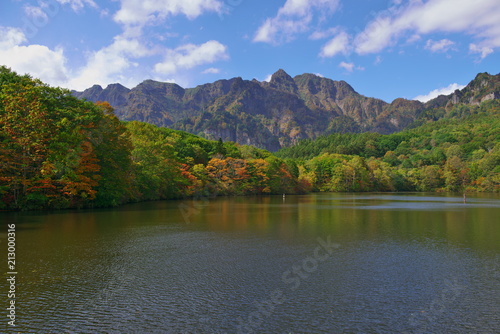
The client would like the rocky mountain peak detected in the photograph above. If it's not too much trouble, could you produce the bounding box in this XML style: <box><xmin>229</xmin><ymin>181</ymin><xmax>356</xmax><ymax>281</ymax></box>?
<box><xmin>94</xmin><ymin>83</ymin><xmax>130</xmax><ymax>108</ymax></box>
<box><xmin>424</xmin><ymin>72</ymin><xmax>499</xmax><ymax>109</ymax></box>
<box><xmin>390</xmin><ymin>98</ymin><xmax>423</xmax><ymax>108</ymax></box>
<box><xmin>106</xmin><ymin>83</ymin><xmax>128</xmax><ymax>90</ymax></box>
<box><xmin>270</xmin><ymin>69</ymin><xmax>292</xmax><ymax>81</ymax></box>
<box><xmin>84</xmin><ymin>84</ymin><xmax>103</xmax><ymax>95</ymax></box>
<box><xmin>454</xmin><ymin>72</ymin><xmax>498</xmax><ymax>105</ymax></box>
<box><xmin>72</xmin><ymin>70</ymin><xmax>499</xmax><ymax>151</ymax></box>
<box><xmin>269</xmin><ymin>69</ymin><xmax>298</xmax><ymax>94</ymax></box>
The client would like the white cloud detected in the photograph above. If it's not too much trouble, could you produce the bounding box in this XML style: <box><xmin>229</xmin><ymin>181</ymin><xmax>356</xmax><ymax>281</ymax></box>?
<box><xmin>338</xmin><ymin>61</ymin><xmax>364</xmax><ymax>72</ymax></box>
<box><xmin>424</xmin><ymin>39</ymin><xmax>456</xmax><ymax>53</ymax></box>
<box><xmin>68</xmin><ymin>36</ymin><xmax>151</xmax><ymax>90</ymax></box>
<box><xmin>469</xmin><ymin>43</ymin><xmax>494</xmax><ymax>59</ymax></box>
<box><xmin>309</xmin><ymin>27</ymin><xmax>339</xmax><ymax>40</ymax></box>
<box><xmin>254</xmin><ymin>19</ymin><xmax>279</xmax><ymax>44</ymax></box>
<box><xmin>354</xmin><ymin>0</ymin><xmax>500</xmax><ymax>58</ymax></box>
<box><xmin>0</xmin><ymin>29</ymin><xmax>149</xmax><ymax>90</ymax></box>
<box><xmin>0</xmin><ymin>25</ymin><xmax>161</xmax><ymax>90</ymax></box>
<box><xmin>0</xmin><ymin>27</ymin><xmax>27</xmax><ymax>49</ymax></box>
<box><xmin>314</xmin><ymin>73</ymin><xmax>324</xmax><ymax>77</ymax></box>
<box><xmin>414</xmin><ymin>83</ymin><xmax>466</xmax><ymax>102</ymax></box>
<box><xmin>0</xmin><ymin>26</ymin><xmax>70</xmax><ymax>86</ymax></box>
<box><xmin>279</xmin><ymin>0</ymin><xmax>338</xmax><ymax>17</ymax></box>
<box><xmin>253</xmin><ymin>0</ymin><xmax>340</xmax><ymax>44</ymax></box>
<box><xmin>355</xmin><ymin>14</ymin><xmax>397</xmax><ymax>54</ymax></box>
<box><xmin>0</xmin><ymin>0</ymin><xmax>231</xmax><ymax>92</ymax></box>
<box><xmin>263</xmin><ymin>74</ymin><xmax>273</xmax><ymax>82</ymax></box>
<box><xmin>253</xmin><ymin>16</ymin><xmax>310</xmax><ymax>44</ymax></box>
<box><xmin>114</xmin><ymin>0</ymin><xmax>223</xmax><ymax>26</ymax></box>
<box><xmin>0</xmin><ymin>45</ymin><xmax>70</xmax><ymax>87</ymax></box>
<box><xmin>100</xmin><ymin>8</ymin><xmax>110</xmax><ymax>17</ymax></box>
<box><xmin>56</xmin><ymin>0</ymin><xmax>97</xmax><ymax>12</ymax></box>
<box><xmin>24</xmin><ymin>5</ymin><xmax>49</xmax><ymax>20</ymax></box>
<box><xmin>155</xmin><ymin>40</ymin><xmax>229</xmax><ymax>75</ymax></box>
<box><xmin>202</xmin><ymin>67</ymin><xmax>220</xmax><ymax>74</ymax></box>
<box><xmin>406</xmin><ymin>34</ymin><xmax>421</xmax><ymax>44</ymax></box>
<box><xmin>339</xmin><ymin>62</ymin><xmax>354</xmax><ymax>72</ymax></box>
<box><xmin>320</xmin><ymin>31</ymin><xmax>351</xmax><ymax>57</ymax></box>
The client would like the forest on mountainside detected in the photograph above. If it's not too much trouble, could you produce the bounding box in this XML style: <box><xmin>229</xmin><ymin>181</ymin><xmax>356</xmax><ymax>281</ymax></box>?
<box><xmin>1</xmin><ymin>67</ymin><xmax>499</xmax><ymax>210</ymax></box>
<box><xmin>276</xmin><ymin>100</ymin><xmax>500</xmax><ymax>192</ymax></box>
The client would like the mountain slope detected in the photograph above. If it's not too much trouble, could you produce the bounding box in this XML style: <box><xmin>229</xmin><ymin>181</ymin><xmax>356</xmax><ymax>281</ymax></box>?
<box><xmin>73</xmin><ymin>70</ymin><xmax>500</xmax><ymax>151</ymax></box>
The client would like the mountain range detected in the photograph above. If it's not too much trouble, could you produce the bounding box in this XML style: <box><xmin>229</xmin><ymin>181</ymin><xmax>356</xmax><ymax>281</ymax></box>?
<box><xmin>73</xmin><ymin>70</ymin><xmax>500</xmax><ymax>151</ymax></box>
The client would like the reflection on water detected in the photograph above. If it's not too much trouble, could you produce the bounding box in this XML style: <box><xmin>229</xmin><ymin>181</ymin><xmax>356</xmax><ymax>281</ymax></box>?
<box><xmin>2</xmin><ymin>193</ymin><xmax>500</xmax><ymax>333</ymax></box>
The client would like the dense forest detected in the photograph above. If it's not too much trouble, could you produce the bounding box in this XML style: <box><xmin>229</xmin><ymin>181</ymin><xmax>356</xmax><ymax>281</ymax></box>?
<box><xmin>0</xmin><ymin>67</ymin><xmax>301</xmax><ymax>210</ymax></box>
<box><xmin>276</xmin><ymin>100</ymin><xmax>500</xmax><ymax>193</ymax></box>
<box><xmin>1</xmin><ymin>67</ymin><xmax>499</xmax><ymax>210</ymax></box>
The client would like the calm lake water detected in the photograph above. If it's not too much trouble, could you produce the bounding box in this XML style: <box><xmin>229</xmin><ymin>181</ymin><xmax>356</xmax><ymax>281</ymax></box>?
<box><xmin>2</xmin><ymin>193</ymin><xmax>500</xmax><ymax>333</ymax></box>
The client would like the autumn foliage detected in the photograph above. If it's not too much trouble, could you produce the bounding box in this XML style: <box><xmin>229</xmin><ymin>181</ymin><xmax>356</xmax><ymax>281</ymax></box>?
<box><xmin>0</xmin><ymin>67</ymin><xmax>107</xmax><ymax>209</ymax></box>
<box><xmin>2</xmin><ymin>66</ymin><xmax>498</xmax><ymax>211</ymax></box>
<box><xmin>0</xmin><ymin>67</ymin><xmax>300</xmax><ymax>210</ymax></box>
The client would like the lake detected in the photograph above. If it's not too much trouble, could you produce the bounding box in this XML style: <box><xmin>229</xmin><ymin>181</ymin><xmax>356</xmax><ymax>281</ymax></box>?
<box><xmin>2</xmin><ymin>193</ymin><xmax>500</xmax><ymax>333</ymax></box>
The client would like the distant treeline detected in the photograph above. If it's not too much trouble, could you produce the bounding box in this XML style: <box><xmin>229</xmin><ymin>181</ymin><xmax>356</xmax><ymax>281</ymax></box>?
<box><xmin>1</xmin><ymin>67</ymin><xmax>499</xmax><ymax>210</ymax></box>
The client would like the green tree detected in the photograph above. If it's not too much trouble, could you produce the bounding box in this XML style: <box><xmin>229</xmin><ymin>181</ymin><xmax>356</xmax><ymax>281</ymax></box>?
<box><xmin>126</xmin><ymin>121</ymin><xmax>186</xmax><ymax>201</ymax></box>
<box><xmin>92</xmin><ymin>102</ymin><xmax>134</xmax><ymax>206</ymax></box>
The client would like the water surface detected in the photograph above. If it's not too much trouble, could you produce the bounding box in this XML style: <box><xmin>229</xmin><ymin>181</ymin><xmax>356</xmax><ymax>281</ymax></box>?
<box><xmin>2</xmin><ymin>193</ymin><xmax>500</xmax><ymax>333</ymax></box>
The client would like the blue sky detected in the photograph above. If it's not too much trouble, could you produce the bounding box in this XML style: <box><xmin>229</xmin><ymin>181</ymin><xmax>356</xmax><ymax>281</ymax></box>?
<box><xmin>0</xmin><ymin>0</ymin><xmax>499</xmax><ymax>103</ymax></box>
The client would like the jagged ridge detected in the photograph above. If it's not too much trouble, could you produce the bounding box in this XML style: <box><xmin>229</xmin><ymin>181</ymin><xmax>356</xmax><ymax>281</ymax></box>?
<box><xmin>73</xmin><ymin>70</ymin><xmax>500</xmax><ymax>151</ymax></box>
